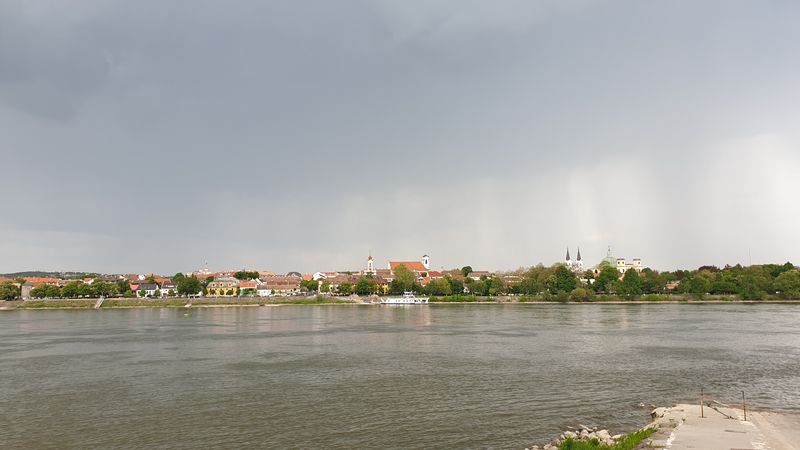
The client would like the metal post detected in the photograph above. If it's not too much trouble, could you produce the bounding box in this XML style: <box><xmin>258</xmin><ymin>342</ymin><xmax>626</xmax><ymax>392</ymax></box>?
<box><xmin>701</xmin><ymin>388</ymin><xmax>705</xmax><ymax>418</ymax></box>
<box><xmin>742</xmin><ymin>391</ymin><xmax>747</xmax><ymax>421</ymax></box>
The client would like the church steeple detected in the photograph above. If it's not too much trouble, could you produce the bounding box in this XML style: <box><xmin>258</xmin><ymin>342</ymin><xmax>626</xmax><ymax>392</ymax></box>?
<box><xmin>576</xmin><ymin>247</ymin><xmax>582</xmax><ymax>261</ymax></box>
<box><xmin>566</xmin><ymin>247</ymin><xmax>571</xmax><ymax>261</ymax></box>
<box><xmin>366</xmin><ymin>251</ymin><xmax>375</xmax><ymax>275</ymax></box>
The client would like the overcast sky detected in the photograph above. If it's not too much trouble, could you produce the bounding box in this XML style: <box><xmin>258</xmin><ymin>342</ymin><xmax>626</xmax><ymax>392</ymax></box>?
<box><xmin>1</xmin><ymin>0</ymin><xmax>799</xmax><ymax>275</ymax></box>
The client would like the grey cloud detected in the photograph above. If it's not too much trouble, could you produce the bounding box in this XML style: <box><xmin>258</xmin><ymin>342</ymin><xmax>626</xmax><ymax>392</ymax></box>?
<box><xmin>1</xmin><ymin>0</ymin><xmax>799</xmax><ymax>274</ymax></box>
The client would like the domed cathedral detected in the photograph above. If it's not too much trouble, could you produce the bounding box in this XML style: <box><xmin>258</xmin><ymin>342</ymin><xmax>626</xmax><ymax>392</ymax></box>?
<box><xmin>591</xmin><ymin>246</ymin><xmax>643</xmax><ymax>277</ymax></box>
<box><xmin>565</xmin><ymin>247</ymin><xmax>584</xmax><ymax>273</ymax></box>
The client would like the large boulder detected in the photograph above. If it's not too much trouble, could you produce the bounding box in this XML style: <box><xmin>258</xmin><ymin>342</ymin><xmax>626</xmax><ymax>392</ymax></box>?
<box><xmin>651</xmin><ymin>407</ymin><xmax>667</xmax><ymax>419</ymax></box>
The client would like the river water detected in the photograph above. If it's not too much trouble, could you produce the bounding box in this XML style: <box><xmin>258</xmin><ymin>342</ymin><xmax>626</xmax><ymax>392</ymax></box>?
<box><xmin>1</xmin><ymin>304</ymin><xmax>799</xmax><ymax>449</ymax></box>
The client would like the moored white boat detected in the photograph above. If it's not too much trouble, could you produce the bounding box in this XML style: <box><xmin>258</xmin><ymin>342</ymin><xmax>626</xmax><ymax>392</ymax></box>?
<box><xmin>381</xmin><ymin>292</ymin><xmax>429</xmax><ymax>304</ymax></box>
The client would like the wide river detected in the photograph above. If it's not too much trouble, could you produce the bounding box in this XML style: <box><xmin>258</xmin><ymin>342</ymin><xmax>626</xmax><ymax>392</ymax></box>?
<box><xmin>1</xmin><ymin>304</ymin><xmax>799</xmax><ymax>449</ymax></box>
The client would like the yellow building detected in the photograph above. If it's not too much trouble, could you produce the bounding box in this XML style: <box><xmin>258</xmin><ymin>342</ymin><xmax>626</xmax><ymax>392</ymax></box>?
<box><xmin>206</xmin><ymin>277</ymin><xmax>240</xmax><ymax>296</ymax></box>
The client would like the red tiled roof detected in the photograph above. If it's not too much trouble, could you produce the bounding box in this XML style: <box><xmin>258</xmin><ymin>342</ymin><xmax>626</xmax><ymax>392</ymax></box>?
<box><xmin>239</xmin><ymin>280</ymin><xmax>258</xmax><ymax>289</ymax></box>
<box><xmin>23</xmin><ymin>277</ymin><xmax>61</xmax><ymax>286</ymax></box>
<box><xmin>389</xmin><ymin>261</ymin><xmax>427</xmax><ymax>272</ymax></box>
<box><xmin>469</xmin><ymin>271</ymin><xmax>491</xmax><ymax>277</ymax></box>
<box><xmin>264</xmin><ymin>280</ymin><xmax>301</xmax><ymax>289</ymax></box>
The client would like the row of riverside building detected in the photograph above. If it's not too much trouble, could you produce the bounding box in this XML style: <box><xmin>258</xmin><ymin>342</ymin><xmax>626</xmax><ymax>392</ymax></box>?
<box><xmin>6</xmin><ymin>247</ymin><xmax>644</xmax><ymax>299</ymax></box>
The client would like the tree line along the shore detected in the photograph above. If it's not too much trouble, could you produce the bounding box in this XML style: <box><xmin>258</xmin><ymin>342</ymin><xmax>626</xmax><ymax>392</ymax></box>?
<box><xmin>394</xmin><ymin>261</ymin><xmax>800</xmax><ymax>301</ymax></box>
<box><xmin>2</xmin><ymin>261</ymin><xmax>799</xmax><ymax>302</ymax></box>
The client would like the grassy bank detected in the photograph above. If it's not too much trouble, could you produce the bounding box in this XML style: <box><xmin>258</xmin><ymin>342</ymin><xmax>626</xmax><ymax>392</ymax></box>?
<box><xmin>17</xmin><ymin>300</ymin><xmax>97</xmax><ymax>309</ymax></box>
<box><xmin>12</xmin><ymin>296</ymin><xmax>355</xmax><ymax>309</ymax></box>
<box><xmin>559</xmin><ymin>428</ymin><xmax>655</xmax><ymax>450</ymax></box>
<box><xmin>431</xmin><ymin>295</ymin><xmax>487</xmax><ymax>303</ymax></box>
<box><xmin>269</xmin><ymin>296</ymin><xmax>353</xmax><ymax>305</ymax></box>
<box><xmin>103</xmin><ymin>298</ymin><xmax>189</xmax><ymax>307</ymax></box>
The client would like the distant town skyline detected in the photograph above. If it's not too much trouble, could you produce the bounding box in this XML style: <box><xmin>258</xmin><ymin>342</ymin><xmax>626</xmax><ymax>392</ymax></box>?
<box><xmin>1</xmin><ymin>1</ymin><xmax>798</xmax><ymax>274</ymax></box>
<box><xmin>1</xmin><ymin>244</ymin><xmax>791</xmax><ymax>277</ymax></box>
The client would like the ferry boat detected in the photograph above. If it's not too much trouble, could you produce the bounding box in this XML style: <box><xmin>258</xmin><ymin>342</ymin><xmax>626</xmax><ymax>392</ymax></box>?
<box><xmin>381</xmin><ymin>292</ymin><xmax>429</xmax><ymax>304</ymax></box>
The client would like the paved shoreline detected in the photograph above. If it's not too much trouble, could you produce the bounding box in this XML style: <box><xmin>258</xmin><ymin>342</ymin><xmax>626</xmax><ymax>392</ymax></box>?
<box><xmin>529</xmin><ymin>404</ymin><xmax>800</xmax><ymax>450</ymax></box>
<box><xmin>647</xmin><ymin>404</ymin><xmax>800</xmax><ymax>450</ymax></box>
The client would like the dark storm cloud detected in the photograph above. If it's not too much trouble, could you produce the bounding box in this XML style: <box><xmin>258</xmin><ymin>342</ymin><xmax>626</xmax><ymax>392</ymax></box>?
<box><xmin>1</xmin><ymin>0</ymin><xmax>799</xmax><ymax>274</ymax></box>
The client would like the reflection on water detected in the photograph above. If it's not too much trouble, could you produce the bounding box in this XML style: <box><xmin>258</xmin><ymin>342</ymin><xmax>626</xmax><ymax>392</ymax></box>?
<box><xmin>1</xmin><ymin>304</ymin><xmax>799</xmax><ymax>449</ymax></box>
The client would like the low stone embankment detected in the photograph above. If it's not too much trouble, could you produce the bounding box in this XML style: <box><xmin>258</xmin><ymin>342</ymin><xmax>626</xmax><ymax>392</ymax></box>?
<box><xmin>525</xmin><ymin>425</ymin><xmax>626</xmax><ymax>449</ymax></box>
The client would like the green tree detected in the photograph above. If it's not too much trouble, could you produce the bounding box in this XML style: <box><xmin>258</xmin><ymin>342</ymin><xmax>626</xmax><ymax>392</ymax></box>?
<box><xmin>78</xmin><ymin>283</ymin><xmax>93</xmax><ymax>297</ymax></box>
<box><xmin>391</xmin><ymin>265</ymin><xmax>417</xmax><ymax>294</ymax></box>
<box><xmin>116</xmin><ymin>279</ymin><xmax>131</xmax><ymax>296</ymax></box>
<box><xmin>47</xmin><ymin>285</ymin><xmax>62</xmax><ymax>298</ymax></box>
<box><xmin>234</xmin><ymin>271</ymin><xmax>260</xmax><ymax>280</ymax></box>
<box><xmin>461</xmin><ymin>266</ymin><xmax>473</xmax><ymax>277</ymax></box>
<box><xmin>515</xmin><ymin>277</ymin><xmax>540</xmax><ymax>295</ymax></box>
<box><xmin>445</xmin><ymin>276</ymin><xmax>464</xmax><ymax>295</ymax></box>
<box><xmin>593</xmin><ymin>266</ymin><xmax>620</xmax><ymax>293</ymax></box>
<box><xmin>619</xmin><ymin>269</ymin><xmax>643</xmax><ymax>298</ymax></box>
<box><xmin>640</xmin><ymin>268</ymin><xmax>666</xmax><ymax>294</ymax></box>
<box><xmin>553</xmin><ymin>266</ymin><xmax>577</xmax><ymax>293</ymax></box>
<box><xmin>300</xmin><ymin>279</ymin><xmax>319</xmax><ymax>293</ymax></box>
<box><xmin>485</xmin><ymin>276</ymin><xmax>506</xmax><ymax>296</ymax></box>
<box><xmin>469</xmin><ymin>280</ymin><xmax>489</xmax><ymax>296</ymax></box>
<box><xmin>355</xmin><ymin>277</ymin><xmax>377</xmax><ymax>295</ymax></box>
<box><xmin>61</xmin><ymin>281</ymin><xmax>84</xmax><ymax>298</ymax></box>
<box><xmin>92</xmin><ymin>281</ymin><xmax>114</xmax><ymax>297</ymax></box>
<box><xmin>710</xmin><ymin>280</ymin><xmax>739</xmax><ymax>295</ymax></box>
<box><xmin>0</xmin><ymin>282</ymin><xmax>20</xmax><ymax>300</ymax></box>
<box><xmin>173</xmin><ymin>273</ymin><xmax>186</xmax><ymax>282</ymax></box>
<box><xmin>569</xmin><ymin>287</ymin><xmax>590</xmax><ymax>301</ymax></box>
<box><xmin>177</xmin><ymin>276</ymin><xmax>202</xmax><ymax>296</ymax></box>
<box><xmin>774</xmin><ymin>270</ymin><xmax>800</xmax><ymax>299</ymax></box>
<box><xmin>425</xmin><ymin>278</ymin><xmax>452</xmax><ymax>296</ymax></box>
<box><xmin>30</xmin><ymin>285</ymin><xmax>49</xmax><ymax>298</ymax></box>
<box><xmin>338</xmin><ymin>281</ymin><xmax>353</xmax><ymax>296</ymax></box>
<box><xmin>680</xmin><ymin>275</ymin><xmax>711</xmax><ymax>299</ymax></box>
<box><xmin>738</xmin><ymin>266</ymin><xmax>771</xmax><ymax>300</ymax></box>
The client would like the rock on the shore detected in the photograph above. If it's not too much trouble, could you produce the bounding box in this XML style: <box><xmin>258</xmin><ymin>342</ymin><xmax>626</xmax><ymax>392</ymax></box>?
<box><xmin>530</xmin><ymin>425</ymin><xmax>622</xmax><ymax>449</ymax></box>
<box><xmin>651</xmin><ymin>407</ymin><xmax>667</xmax><ymax>419</ymax></box>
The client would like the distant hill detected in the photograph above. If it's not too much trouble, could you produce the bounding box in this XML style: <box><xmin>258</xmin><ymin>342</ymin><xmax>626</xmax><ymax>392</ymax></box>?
<box><xmin>0</xmin><ymin>271</ymin><xmax>100</xmax><ymax>279</ymax></box>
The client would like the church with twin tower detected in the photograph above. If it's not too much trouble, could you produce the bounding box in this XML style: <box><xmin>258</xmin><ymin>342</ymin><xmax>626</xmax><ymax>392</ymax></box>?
<box><xmin>565</xmin><ymin>247</ymin><xmax>584</xmax><ymax>272</ymax></box>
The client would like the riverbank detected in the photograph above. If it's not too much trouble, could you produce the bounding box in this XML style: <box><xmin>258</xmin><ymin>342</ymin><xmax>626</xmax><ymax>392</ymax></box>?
<box><xmin>528</xmin><ymin>404</ymin><xmax>800</xmax><ymax>450</ymax></box>
<box><xmin>3</xmin><ymin>296</ymin><xmax>800</xmax><ymax>310</ymax></box>
<box><xmin>648</xmin><ymin>404</ymin><xmax>800</xmax><ymax>450</ymax></box>
<box><xmin>0</xmin><ymin>296</ymin><xmax>357</xmax><ymax>310</ymax></box>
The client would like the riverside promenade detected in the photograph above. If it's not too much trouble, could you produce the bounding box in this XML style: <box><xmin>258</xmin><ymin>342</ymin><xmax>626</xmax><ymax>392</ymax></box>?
<box><xmin>649</xmin><ymin>404</ymin><xmax>800</xmax><ymax>450</ymax></box>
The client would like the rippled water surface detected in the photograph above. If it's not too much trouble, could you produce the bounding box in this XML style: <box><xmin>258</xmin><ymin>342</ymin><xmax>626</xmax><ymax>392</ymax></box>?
<box><xmin>1</xmin><ymin>304</ymin><xmax>799</xmax><ymax>449</ymax></box>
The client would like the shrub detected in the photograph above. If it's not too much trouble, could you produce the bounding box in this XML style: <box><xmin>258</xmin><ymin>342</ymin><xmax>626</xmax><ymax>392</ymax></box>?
<box><xmin>569</xmin><ymin>287</ymin><xmax>589</xmax><ymax>302</ymax></box>
<box><xmin>640</xmin><ymin>294</ymin><xmax>670</xmax><ymax>302</ymax></box>
<box><xmin>559</xmin><ymin>427</ymin><xmax>655</xmax><ymax>450</ymax></box>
